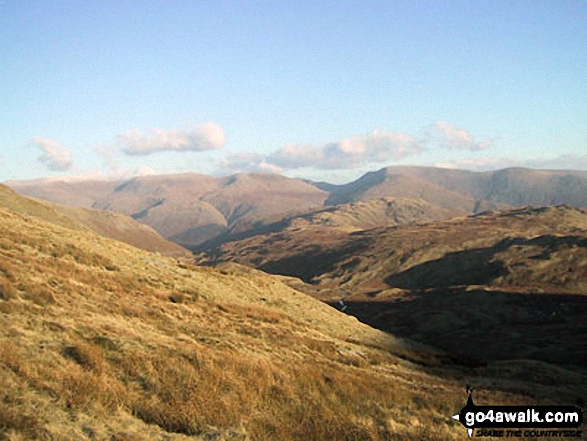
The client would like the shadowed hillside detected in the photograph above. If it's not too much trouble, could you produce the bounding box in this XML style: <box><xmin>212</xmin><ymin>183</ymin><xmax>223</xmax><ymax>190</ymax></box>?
<box><xmin>200</xmin><ymin>205</ymin><xmax>587</xmax><ymax>373</ymax></box>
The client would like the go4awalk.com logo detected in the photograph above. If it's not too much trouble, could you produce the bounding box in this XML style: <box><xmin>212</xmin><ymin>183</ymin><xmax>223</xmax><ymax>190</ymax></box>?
<box><xmin>452</xmin><ymin>387</ymin><xmax>583</xmax><ymax>438</ymax></box>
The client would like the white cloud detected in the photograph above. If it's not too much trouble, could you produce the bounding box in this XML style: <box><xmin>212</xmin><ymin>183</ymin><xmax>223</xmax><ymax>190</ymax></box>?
<box><xmin>11</xmin><ymin>166</ymin><xmax>159</xmax><ymax>184</ymax></box>
<box><xmin>217</xmin><ymin>152</ymin><xmax>282</xmax><ymax>175</ymax></box>
<box><xmin>426</xmin><ymin>121</ymin><xmax>492</xmax><ymax>151</ymax></box>
<box><xmin>33</xmin><ymin>138</ymin><xmax>73</xmax><ymax>171</ymax></box>
<box><xmin>434</xmin><ymin>157</ymin><xmax>516</xmax><ymax>171</ymax></box>
<box><xmin>109</xmin><ymin>165</ymin><xmax>158</xmax><ymax>179</ymax></box>
<box><xmin>120</xmin><ymin>122</ymin><xmax>225</xmax><ymax>155</ymax></box>
<box><xmin>267</xmin><ymin>129</ymin><xmax>423</xmax><ymax>170</ymax></box>
<box><xmin>434</xmin><ymin>154</ymin><xmax>587</xmax><ymax>171</ymax></box>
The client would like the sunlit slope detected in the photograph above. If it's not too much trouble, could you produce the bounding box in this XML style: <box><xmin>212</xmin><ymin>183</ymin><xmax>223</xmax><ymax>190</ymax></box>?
<box><xmin>284</xmin><ymin>197</ymin><xmax>457</xmax><ymax>232</ymax></box>
<box><xmin>0</xmin><ymin>184</ymin><xmax>188</xmax><ymax>257</ymax></box>
<box><xmin>0</xmin><ymin>201</ymin><xmax>488</xmax><ymax>440</ymax></box>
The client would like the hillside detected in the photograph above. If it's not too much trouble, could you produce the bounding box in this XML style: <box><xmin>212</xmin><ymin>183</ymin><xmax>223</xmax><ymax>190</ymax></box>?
<box><xmin>322</xmin><ymin>169</ymin><xmax>506</xmax><ymax>213</ymax></box>
<box><xmin>283</xmin><ymin>197</ymin><xmax>457</xmax><ymax>232</ymax></box>
<box><xmin>323</xmin><ymin>166</ymin><xmax>587</xmax><ymax>210</ymax></box>
<box><xmin>5</xmin><ymin>177</ymin><xmax>123</xmax><ymax>207</ymax></box>
<box><xmin>9</xmin><ymin>173</ymin><xmax>328</xmax><ymax>248</ymax></box>
<box><xmin>200</xmin><ymin>205</ymin><xmax>587</xmax><ymax>371</ymax></box>
<box><xmin>1</xmin><ymin>188</ymin><xmax>570</xmax><ymax>440</ymax></box>
<box><xmin>0</xmin><ymin>184</ymin><xmax>188</xmax><ymax>257</ymax></box>
<box><xmin>307</xmin><ymin>205</ymin><xmax>587</xmax><ymax>294</ymax></box>
<box><xmin>196</xmin><ymin>197</ymin><xmax>456</xmax><ymax>266</ymax></box>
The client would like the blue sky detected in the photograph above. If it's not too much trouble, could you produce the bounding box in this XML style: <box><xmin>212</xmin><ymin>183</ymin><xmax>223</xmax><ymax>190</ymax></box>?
<box><xmin>1</xmin><ymin>0</ymin><xmax>586</xmax><ymax>183</ymax></box>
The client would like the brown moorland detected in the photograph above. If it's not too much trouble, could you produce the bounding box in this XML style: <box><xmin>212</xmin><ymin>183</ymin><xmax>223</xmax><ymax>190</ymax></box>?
<box><xmin>1</xmin><ymin>192</ymin><xmax>583</xmax><ymax>439</ymax></box>
<box><xmin>199</xmin><ymin>205</ymin><xmax>587</xmax><ymax>377</ymax></box>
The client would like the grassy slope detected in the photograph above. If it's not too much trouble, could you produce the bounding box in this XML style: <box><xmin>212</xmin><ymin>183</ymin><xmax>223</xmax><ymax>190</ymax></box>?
<box><xmin>0</xmin><ymin>184</ymin><xmax>188</xmax><ymax>257</ymax></box>
<box><xmin>0</xmin><ymin>201</ymin><xmax>572</xmax><ymax>440</ymax></box>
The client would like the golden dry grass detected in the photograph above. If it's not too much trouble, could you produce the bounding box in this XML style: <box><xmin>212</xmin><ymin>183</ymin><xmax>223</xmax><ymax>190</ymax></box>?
<box><xmin>0</xmin><ymin>205</ymin><xmax>575</xmax><ymax>440</ymax></box>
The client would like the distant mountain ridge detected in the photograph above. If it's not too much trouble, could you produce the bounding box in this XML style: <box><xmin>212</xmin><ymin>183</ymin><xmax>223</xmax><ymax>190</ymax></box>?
<box><xmin>7</xmin><ymin>166</ymin><xmax>587</xmax><ymax>248</ymax></box>
<box><xmin>9</xmin><ymin>173</ymin><xmax>328</xmax><ymax>248</ymax></box>
<box><xmin>323</xmin><ymin>166</ymin><xmax>587</xmax><ymax>208</ymax></box>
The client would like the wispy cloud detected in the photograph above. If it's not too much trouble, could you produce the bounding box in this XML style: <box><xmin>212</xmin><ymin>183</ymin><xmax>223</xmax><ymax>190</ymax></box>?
<box><xmin>13</xmin><ymin>166</ymin><xmax>159</xmax><ymax>184</ymax></box>
<box><xmin>435</xmin><ymin>154</ymin><xmax>587</xmax><ymax>171</ymax></box>
<box><xmin>120</xmin><ymin>122</ymin><xmax>225</xmax><ymax>155</ymax></box>
<box><xmin>108</xmin><ymin>165</ymin><xmax>158</xmax><ymax>179</ymax></box>
<box><xmin>217</xmin><ymin>152</ymin><xmax>282</xmax><ymax>175</ymax></box>
<box><xmin>267</xmin><ymin>129</ymin><xmax>423</xmax><ymax>170</ymax></box>
<box><xmin>33</xmin><ymin>138</ymin><xmax>73</xmax><ymax>171</ymax></box>
<box><xmin>426</xmin><ymin>121</ymin><xmax>492</xmax><ymax>151</ymax></box>
<box><xmin>434</xmin><ymin>157</ymin><xmax>516</xmax><ymax>171</ymax></box>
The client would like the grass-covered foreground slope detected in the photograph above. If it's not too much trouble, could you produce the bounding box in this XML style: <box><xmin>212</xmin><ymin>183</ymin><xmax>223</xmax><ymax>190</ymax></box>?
<box><xmin>0</xmin><ymin>184</ymin><xmax>188</xmax><ymax>257</ymax></box>
<box><xmin>0</xmin><ymin>197</ymin><xmax>574</xmax><ymax>440</ymax></box>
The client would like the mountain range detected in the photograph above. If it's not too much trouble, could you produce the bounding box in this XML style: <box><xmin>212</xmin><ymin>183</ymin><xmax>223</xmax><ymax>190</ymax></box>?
<box><xmin>9</xmin><ymin>166</ymin><xmax>587</xmax><ymax>251</ymax></box>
